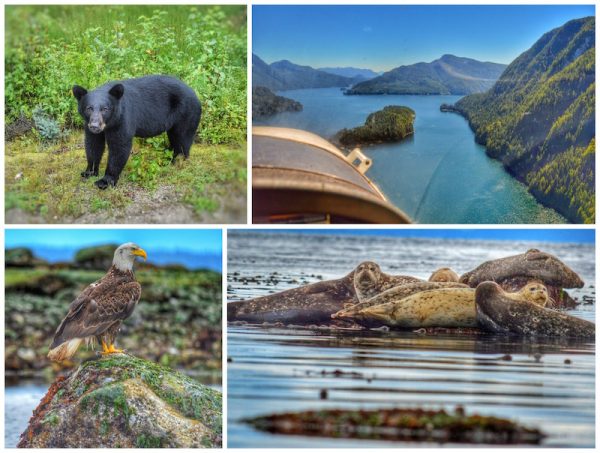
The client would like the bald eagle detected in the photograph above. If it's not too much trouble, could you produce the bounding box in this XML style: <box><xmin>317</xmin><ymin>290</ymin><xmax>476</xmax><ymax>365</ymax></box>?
<box><xmin>47</xmin><ymin>243</ymin><xmax>147</xmax><ymax>362</ymax></box>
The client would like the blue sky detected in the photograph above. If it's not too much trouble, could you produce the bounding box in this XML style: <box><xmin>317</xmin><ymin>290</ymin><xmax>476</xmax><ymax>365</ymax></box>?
<box><xmin>6</xmin><ymin>229</ymin><xmax>222</xmax><ymax>271</ymax></box>
<box><xmin>253</xmin><ymin>5</ymin><xmax>595</xmax><ymax>71</ymax></box>
<box><xmin>250</xmin><ymin>229</ymin><xmax>595</xmax><ymax>244</ymax></box>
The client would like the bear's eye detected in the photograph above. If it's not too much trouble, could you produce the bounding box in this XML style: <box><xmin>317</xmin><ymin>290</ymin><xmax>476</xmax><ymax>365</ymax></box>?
<box><xmin>101</xmin><ymin>106</ymin><xmax>110</xmax><ymax>112</ymax></box>
<box><xmin>85</xmin><ymin>106</ymin><xmax>93</xmax><ymax>112</ymax></box>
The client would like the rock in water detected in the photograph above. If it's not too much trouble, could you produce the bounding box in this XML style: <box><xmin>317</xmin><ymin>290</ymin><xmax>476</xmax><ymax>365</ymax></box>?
<box><xmin>17</xmin><ymin>354</ymin><xmax>222</xmax><ymax>448</ymax></box>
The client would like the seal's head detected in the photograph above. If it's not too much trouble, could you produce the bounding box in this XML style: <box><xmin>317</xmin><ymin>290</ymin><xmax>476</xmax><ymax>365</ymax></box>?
<box><xmin>353</xmin><ymin>261</ymin><xmax>382</xmax><ymax>299</ymax></box>
<box><xmin>429</xmin><ymin>267</ymin><xmax>459</xmax><ymax>283</ymax></box>
<box><xmin>519</xmin><ymin>280</ymin><xmax>549</xmax><ymax>306</ymax></box>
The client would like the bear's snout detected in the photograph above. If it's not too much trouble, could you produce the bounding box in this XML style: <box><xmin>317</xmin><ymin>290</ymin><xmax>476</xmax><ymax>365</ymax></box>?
<box><xmin>88</xmin><ymin>115</ymin><xmax>105</xmax><ymax>134</ymax></box>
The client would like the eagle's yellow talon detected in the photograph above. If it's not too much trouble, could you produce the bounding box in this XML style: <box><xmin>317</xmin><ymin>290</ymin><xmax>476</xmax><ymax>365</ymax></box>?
<box><xmin>107</xmin><ymin>344</ymin><xmax>124</xmax><ymax>354</ymax></box>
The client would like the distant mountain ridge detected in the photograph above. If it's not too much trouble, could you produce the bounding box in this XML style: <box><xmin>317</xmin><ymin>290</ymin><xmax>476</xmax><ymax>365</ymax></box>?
<box><xmin>452</xmin><ymin>16</ymin><xmax>595</xmax><ymax>223</ymax></box>
<box><xmin>318</xmin><ymin>66</ymin><xmax>381</xmax><ymax>80</ymax></box>
<box><xmin>346</xmin><ymin>55</ymin><xmax>507</xmax><ymax>95</ymax></box>
<box><xmin>253</xmin><ymin>54</ymin><xmax>356</xmax><ymax>90</ymax></box>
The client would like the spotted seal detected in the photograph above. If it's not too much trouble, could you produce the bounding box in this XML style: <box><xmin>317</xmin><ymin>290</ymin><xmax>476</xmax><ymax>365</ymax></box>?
<box><xmin>355</xmin><ymin>281</ymin><xmax>552</xmax><ymax>329</ymax></box>
<box><xmin>506</xmin><ymin>281</ymin><xmax>550</xmax><ymax>307</ymax></box>
<box><xmin>358</xmin><ymin>288</ymin><xmax>478</xmax><ymax>328</ymax></box>
<box><xmin>459</xmin><ymin>249</ymin><xmax>584</xmax><ymax>308</ymax></box>
<box><xmin>227</xmin><ymin>261</ymin><xmax>420</xmax><ymax>325</ymax></box>
<box><xmin>429</xmin><ymin>267</ymin><xmax>460</xmax><ymax>282</ymax></box>
<box><xmin>332</xmin><ymin>281</ymin><xmax>468</xmax><ymax>319</ymax></box>
<box><xmin>475</xmin><ymin>281</ymin><xmax>595</xmax><ymax>338</ymax></box>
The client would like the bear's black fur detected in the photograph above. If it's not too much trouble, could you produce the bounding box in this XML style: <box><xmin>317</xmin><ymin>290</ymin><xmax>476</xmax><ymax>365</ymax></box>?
<box><xmin>73</xmin><ymin>75</ymin><xmax>202</xmax><ymax>189</ymax></box>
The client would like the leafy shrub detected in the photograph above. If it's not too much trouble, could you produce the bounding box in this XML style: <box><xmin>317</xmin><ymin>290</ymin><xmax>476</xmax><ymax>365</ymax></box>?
<box><xmin>32</xmin><ymin>107</ymin><xmax>61</xmax><ymax>142</ymax></box>
<box><xmin>6</xmin><ymin>5</ymin><xmax>246</xmax><ymax>144</ymax></box>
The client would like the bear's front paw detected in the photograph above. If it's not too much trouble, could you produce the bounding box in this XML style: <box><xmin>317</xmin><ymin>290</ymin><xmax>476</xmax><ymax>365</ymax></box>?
<box><xmin>81</xmin><ymin>170</ymin><xmax>98</xmax><ymax>178</ymax></box>
<box><xmin>95</xmin><ymin>177</ymin><xmax>115</xmax><ymax>190</ymax></box>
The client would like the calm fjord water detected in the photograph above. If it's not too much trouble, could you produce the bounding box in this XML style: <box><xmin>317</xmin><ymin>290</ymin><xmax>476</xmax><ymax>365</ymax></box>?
<box><xmin>227</xmin><ymin>232</ymin><xmax>594</xmax><ymax>447</ymax></box>
<box><xmin>255</xmin><ymin>88</ymin><xmax>566</xmax><ymax>224</ymax></box>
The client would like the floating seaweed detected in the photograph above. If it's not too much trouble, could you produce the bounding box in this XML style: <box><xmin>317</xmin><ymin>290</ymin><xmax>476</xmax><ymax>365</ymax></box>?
<box><xmin>245</xmin><ymin>406</ymin><xmax>545</xmax><ymax>445</ymax></box>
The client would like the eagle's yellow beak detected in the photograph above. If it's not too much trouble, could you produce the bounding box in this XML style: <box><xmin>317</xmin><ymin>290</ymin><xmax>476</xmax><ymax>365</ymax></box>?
<box><xmin>132</xmin><ymin>248</ymin><xmax>147</xmax><ymax>261</ymax></box>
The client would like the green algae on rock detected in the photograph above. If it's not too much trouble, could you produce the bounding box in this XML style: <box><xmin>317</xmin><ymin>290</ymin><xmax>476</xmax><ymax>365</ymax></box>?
<box><xmin>245</xmin><ymin>406</ymin><xmax>544</xmax><ymax>444</ymax></box>
<box><xmin>337</xmin><ymin>105</ymin><xmax>415</xmax><ymax>147</ymax></box>
<box><xmin>17</xmin><ymin>354</ymin><xmax>222</xmax><ymax>448</ymax></box>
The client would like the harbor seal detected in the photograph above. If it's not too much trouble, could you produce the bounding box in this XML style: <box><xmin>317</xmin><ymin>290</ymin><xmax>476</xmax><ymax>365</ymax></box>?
<box><xmin>506</xmin><ymin>281</ymin><xmax>550</xmax><ymax>307</ymax></box>
<box><xmin>475</xmin><ymin>282</ymin><xmax>595</xmax><ymax>338</ymax></box>
<box><xmin>358</xmin><ymin>288</ymin><xmax>478</xmax><ymax>328</ymax></box>
<box><xmin>228</xmin><ymin>261</ymin><xmax>420</xmax><ymax>325</ymax></box>
<box><xmin>429</xmin><ymin>268</ymin><xmax>460</xmax><ymax>283</ymax></box>
<box><xmin>459</xmin><ymin>249</ymin><xmax>584</xmax><ymax>308</ymax></box>
<box><xmin>333</xmin><ymin>281</ymin><xmax>468</xmax><ymax>319</ymax></box>
<box><xmin>353</xmin><ymin>282</ymin><xmax>551</xmax><ymax>329</ymax></box>
<box><xmin>353</xmin><ymin>261</ymin><xmax>422</xmax><ymax>300</ymax></box>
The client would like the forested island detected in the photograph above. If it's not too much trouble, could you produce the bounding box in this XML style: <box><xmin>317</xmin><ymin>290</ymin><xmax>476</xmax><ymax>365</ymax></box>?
<box><xmin>252</xmin><ymin>86</ymin><xmax>303</xmax><ymax>119</ymax></box>
<box><xmin>449</xmin><ymin>16</ymin><xmax>595</xmax><ymax>223</ymax></box>
<box><xmin>336</xmin><ymin>106</ymin><xmax>415</xmax><ymax>147</ymax></box>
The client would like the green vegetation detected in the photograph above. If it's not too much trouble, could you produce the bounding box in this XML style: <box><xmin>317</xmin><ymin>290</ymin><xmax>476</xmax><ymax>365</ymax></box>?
<box><xmin>337</xmin><ymin>105</ymin><xmax>415</xmax><ymax>146</ymax></box>
<box><xmin>5</xmin><ymin>6</ymin><xmax>247</xmax><ymax>223</ymax></box>
<box><xmin>454</xmin><ymin>17</ymin><xmax>595</xmax><ymax>223</ymax></box>
<box><xmin>5</xmin><ymin>133</ymin><xmax>246</xmax><ymax>222</ymax></box>
<box><xmin>6</xmin><ymin>5</ymin><xmax>246</xmax><ymax>144</ymax></box>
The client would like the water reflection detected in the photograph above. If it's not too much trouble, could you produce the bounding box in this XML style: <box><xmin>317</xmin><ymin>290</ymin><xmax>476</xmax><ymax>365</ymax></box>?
<box><xmin>228</xmin><ymin>326</ymin><xmax>595</xmax><ymax>447</ymax></box>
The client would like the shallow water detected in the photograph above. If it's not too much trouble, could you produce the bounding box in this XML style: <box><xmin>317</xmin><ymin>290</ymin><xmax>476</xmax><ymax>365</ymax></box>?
<box><xmin>254</xmin><ymin>88</ymin><xmax>566</xmax><ymax>224</ymax></box>
<box><xmin>5</xmin><ymin>383</ymin><xmax>47</xmax><ymax>448</ymax></box>
<box><xmin>227</xmin><ymin>232</ymin><xmax>595</xmax><ymax>447</ymax></box>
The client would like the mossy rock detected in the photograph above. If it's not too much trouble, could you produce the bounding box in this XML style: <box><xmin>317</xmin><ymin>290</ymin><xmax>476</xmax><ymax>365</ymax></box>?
<box><xmin>6</xmin><ymin>247</ymin><xmax>47</xmax><ymax>267</ymax></box>
<box><xmin>18</xmin><ymin>354</ymin><xmax>222</xmax><ymax>448</ymax></box>
<box><xmin>337</xmin><ymin>105</ymin><xmax>415</xmax><ymax>146</ymax></box>
<box><xmin>74</xmin><ymin>244</ymin><xmax>119</xmax><ymax>270</ymax></box>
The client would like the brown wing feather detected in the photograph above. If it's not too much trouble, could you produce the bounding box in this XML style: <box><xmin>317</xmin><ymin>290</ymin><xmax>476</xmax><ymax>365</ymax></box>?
<box><xmin>50</xmin><ymin>273</ymin><xmax>141</xmax><ymax>349</ymax></box>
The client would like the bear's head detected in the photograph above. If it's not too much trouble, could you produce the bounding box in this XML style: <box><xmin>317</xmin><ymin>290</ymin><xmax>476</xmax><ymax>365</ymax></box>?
<box><xmin>73</xmin><ymin>84</ymin><xmax>124</xmax><ymax>134</ymax></box>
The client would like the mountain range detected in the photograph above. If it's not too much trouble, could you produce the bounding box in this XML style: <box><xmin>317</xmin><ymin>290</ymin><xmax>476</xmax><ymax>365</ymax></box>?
<box><xmin>346</xmin><ymin>54</ymin><xmax>507</xmax><ymax>95</ymax></box>
<box><xmin>453</xmin><ymin>16</ymin><xmax>595</xmax><ymax>223</ymax></box>
<box><xmin>253</xmin><ymin>54</ymin><xmax>357</xmax><ymax>91</ymax></box>
<box><xmin>317</xmin><ymin>66</ymin><xmax>382</xmax><ymax>80</ymax></box>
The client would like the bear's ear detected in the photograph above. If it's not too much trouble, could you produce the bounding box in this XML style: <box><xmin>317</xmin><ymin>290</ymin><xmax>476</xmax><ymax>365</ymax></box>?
<box><xmin>73</xmin><ymin>85</ymin><xmax>87</xmax><ymax>101</ymax></box>
<box><xmin>109</xmin><ymin>84</ymin><xmax>124</xmax><ymax>100</ymax></box>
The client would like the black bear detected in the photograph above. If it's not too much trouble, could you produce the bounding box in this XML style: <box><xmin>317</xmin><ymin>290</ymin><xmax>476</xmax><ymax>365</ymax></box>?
<box><xmin>73</xmin><ymin>75</ymin><xmax>202</xmax><ymax>189</ymax></box>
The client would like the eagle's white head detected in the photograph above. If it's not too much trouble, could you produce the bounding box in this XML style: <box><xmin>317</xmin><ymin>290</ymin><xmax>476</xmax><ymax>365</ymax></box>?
<box><xmin>113</xmin><ymin>242</ymin><xmax>147</xmax><ymax>272</ymax></box>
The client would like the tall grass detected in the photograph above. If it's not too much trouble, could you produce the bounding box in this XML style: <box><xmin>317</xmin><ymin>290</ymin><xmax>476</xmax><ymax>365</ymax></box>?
<box><xmin>5</xmin><ymin>5</ymin><xmax>247</xmax><ymax>144</ymax></box>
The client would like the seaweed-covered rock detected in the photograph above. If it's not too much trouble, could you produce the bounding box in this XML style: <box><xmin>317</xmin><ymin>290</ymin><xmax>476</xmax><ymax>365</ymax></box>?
<box><xmin>245</xmin><ymin>406</ymin><xmax>544</xmax><ymax>444</ymax></box>
<box><xmin>252</xmin><ymin>86</ymin><xmax>303</xmax><ymax>119</ymax></box>
<box><xmin>6</xmin><ymin>247</ymin><xmax>47</xmax><ymax>267</ymax></box>
<box><xmin>74</xmin><ymin>244</ymin><xmax>119</xmax><ymax>270</ymax></box>
<box><xmin>17</xmin><ymin>354</ymin><xmax>222</xmax><ymax>448</ymax></box>
<box><xmin>337</xmin><ymin>105</ymin><xmax>415</xmax><ymax>146</ymax></box>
